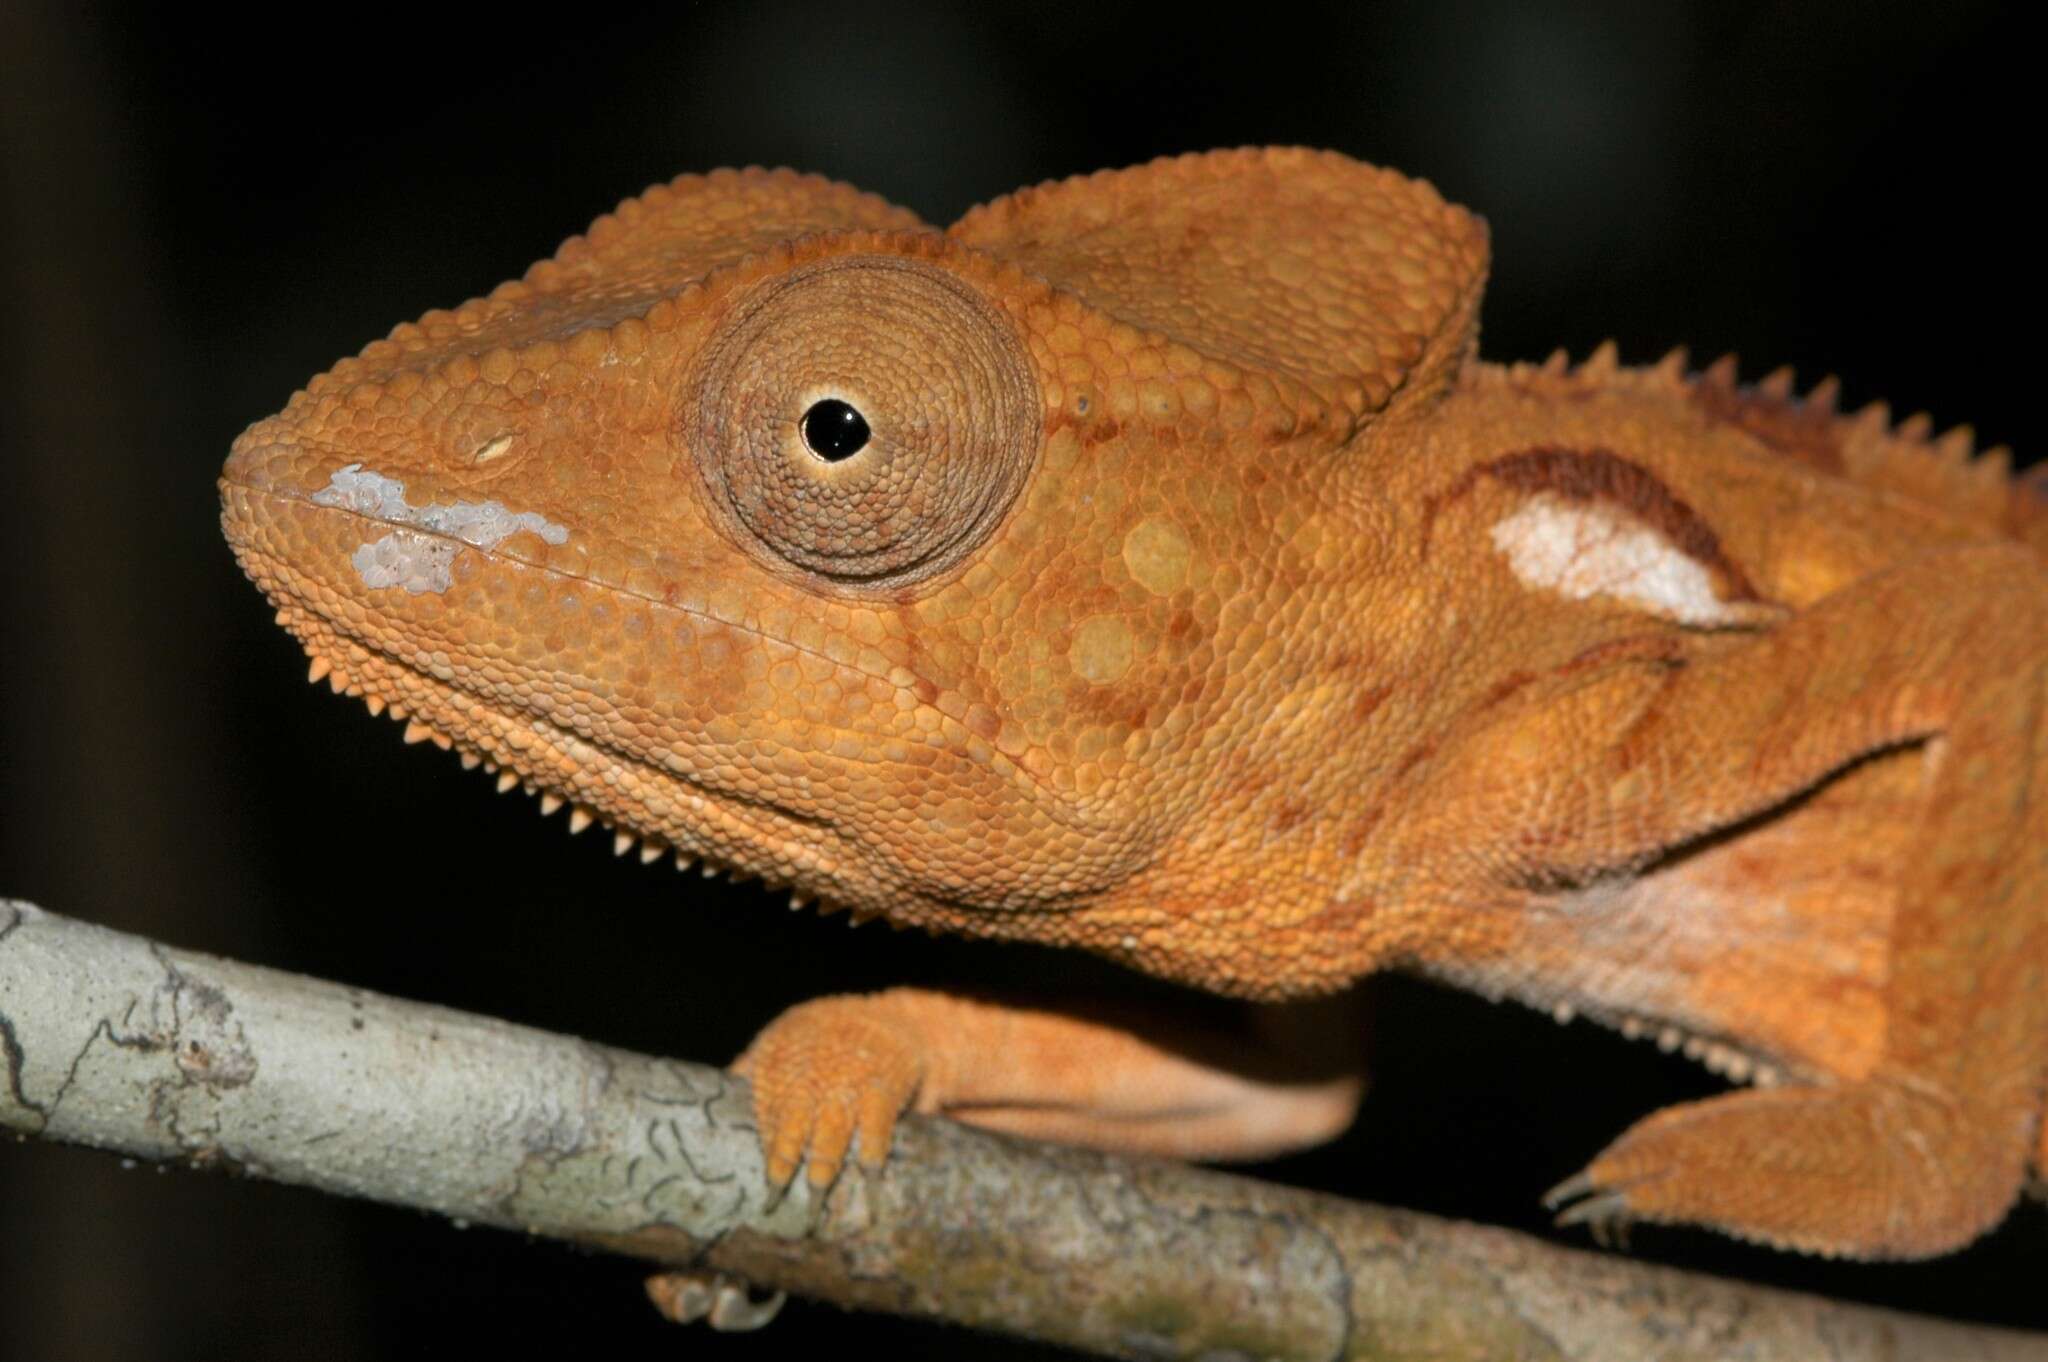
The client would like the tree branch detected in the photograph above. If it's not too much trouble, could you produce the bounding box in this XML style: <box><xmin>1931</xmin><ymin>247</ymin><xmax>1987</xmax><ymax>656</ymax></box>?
<box><xmin>0</xmin><ymin>898</ymin><xmax>2033</xmax><ymax>1360</ymax></box>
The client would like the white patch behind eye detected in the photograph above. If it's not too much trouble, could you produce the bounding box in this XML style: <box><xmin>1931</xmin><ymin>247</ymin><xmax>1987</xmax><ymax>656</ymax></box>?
<box><xmin>311</xmin><ymin>462</ymin><xmax>569</xmax><ymax>595</ymax></box>
<box><xmin>1489</xmin><ymin>493</ymin><xmax>1747</xmax><ymax>626</ymax></box>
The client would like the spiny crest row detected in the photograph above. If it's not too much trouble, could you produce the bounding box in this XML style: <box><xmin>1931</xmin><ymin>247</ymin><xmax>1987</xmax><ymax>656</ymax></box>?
<box><xmin>280</xmin><ymin>609</ymin><xmax>900</xmax><ymax>930</ymax></box>
<box><xmin>1509</xmin><ymin>341</ymin><xmax>2011</xmax><ymax>475</ymax></box>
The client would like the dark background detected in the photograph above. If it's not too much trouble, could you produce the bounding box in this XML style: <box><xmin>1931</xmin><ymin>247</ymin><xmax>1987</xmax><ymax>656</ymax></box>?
<box><xmin>2</xmin><ymin>3</ymin><xmax>2040</xmax><ymax>1358</ymax></box>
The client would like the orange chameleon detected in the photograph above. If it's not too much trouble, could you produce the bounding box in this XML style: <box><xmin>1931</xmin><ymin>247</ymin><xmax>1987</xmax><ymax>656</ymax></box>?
<box><xmin>221</xmin><ymin>148</ymin><xmax>2048</xmax><ymax>1260</ymax></box>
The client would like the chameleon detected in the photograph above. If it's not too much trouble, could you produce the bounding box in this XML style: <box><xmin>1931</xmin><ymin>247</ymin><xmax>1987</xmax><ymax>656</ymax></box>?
<box><xmin>219</xmin><ymin>147</ymin><xmax>2048</xmax><ymax>1260</ymax></box>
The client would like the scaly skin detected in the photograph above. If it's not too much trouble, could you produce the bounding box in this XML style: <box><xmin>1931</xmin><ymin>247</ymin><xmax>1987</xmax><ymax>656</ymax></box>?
<box><xmin>220</xmin><ymin>149</ymin><xmax>2048</xmax><ymax>1259</ymax></box>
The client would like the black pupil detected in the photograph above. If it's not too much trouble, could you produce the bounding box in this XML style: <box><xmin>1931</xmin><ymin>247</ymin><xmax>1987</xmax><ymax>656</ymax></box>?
<box><xmin>801</xmin><ymin>399</ymin><xmax>871</xmax><ymax>462</ymax></box>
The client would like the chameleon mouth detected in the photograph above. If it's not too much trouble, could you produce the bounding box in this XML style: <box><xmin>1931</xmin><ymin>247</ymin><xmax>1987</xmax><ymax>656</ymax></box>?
<box><xmin>219</xmin><ymin>478</ymin><xmax>901</xmax><ymax>925</ymax></box>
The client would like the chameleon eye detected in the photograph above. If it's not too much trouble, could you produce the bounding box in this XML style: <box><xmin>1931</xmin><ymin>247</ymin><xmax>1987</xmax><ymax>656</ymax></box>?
<box><xmin>800</xmin><ymin>398</ymin><xmax>870</xmax><ymax>462</ymax></box>
<box><xmin>690</xmin><ymin>253</ymin><xmax>1040</xmax><ymax>589</ymax></box>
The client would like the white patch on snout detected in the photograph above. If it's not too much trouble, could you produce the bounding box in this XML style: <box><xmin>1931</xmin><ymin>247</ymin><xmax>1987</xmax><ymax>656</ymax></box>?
<box><xmin>311</xmin><ymin>462</ymin><xmax>569</xmax><ymax>595</ymax></box>
<box><xmin>1489</xmin><ymin>494</ymin><xmax>1746</xmax><ymax>626</ymax></box>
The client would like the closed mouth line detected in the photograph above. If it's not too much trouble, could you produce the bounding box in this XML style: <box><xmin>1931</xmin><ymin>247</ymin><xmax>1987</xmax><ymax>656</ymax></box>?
<box><xmin>222</xmin><ymin>472</ymin><xmax>1067</xmax><ymax>807</ymax></box>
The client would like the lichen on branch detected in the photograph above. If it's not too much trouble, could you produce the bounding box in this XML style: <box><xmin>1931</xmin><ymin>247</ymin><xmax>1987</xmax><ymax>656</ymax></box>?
<box><xmin>0</xmin><ymin>899</ymin><xmax>2032</xmax><ymax>1361</ymax></box>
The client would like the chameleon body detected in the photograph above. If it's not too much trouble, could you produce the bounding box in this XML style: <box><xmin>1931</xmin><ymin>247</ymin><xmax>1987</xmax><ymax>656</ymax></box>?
<box><xmin>221</xmin><ymin>149</ymin><xmax>2048</xmax><ymax>1259</ymax></box>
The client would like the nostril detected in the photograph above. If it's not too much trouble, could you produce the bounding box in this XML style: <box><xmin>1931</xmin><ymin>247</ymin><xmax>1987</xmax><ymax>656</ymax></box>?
<box><xmin>470</xmin><ymin>433</ymin><xmax>517</xmax><ymax>466</ymax></box>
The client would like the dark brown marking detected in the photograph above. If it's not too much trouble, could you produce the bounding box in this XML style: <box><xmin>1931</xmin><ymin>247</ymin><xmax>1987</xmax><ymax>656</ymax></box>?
<box><xmin>1293</xmin><ymin>896</ymin><xmax>1378</xmax><ymax>938</ymax></box>
<box><xmin>1607</xmin><ymin>662</ymin><xmax>1689</xmax><ymax>772</ymax></box>
<box><xmin>1688</xmin><ymin>379</ymin><xmax>1846</xmax><ymax>476</ymax></box>
<box><xmin>1338</xmin><ymin>805</ymin><xmax>1387</xmax><ymax>858</ymax></box>
<box><xmin>1271</xmin><ymin>799</ymin><xmax>1311</xmax><ymax>834</ymax></box>
<box><xmin>1424</xmin><ymin>445</ymin><xmax>1765</xmax><ymax>603</ymax></box>
<box><xmin>1473</xmin><ymin>669</ymin><xmax>1536</xmax><ymax>717</ymax></box>
<box><xmin>1216</xmin><ymin>748</ymin><xmax>1276</xmax><ymax>801</ymax></box>
<box><xmin>1548</xmin><ymin>634</ymin><xmax>1692</xmax><ymax>688</ymax></box>
<box><xmin>1350</xmin><ymin>682</ymin><xmax>1393</xmax><ymax>725</ymax></box>
<box><xmin>2013</xmin><ymin>464</ymin><xmax>2048</xmax><ymax>549</ymax></box>
<box><xmin>1390</xmin><ymin>734</ymin><xmax>1440</xmax><ymax>783</ymax></box>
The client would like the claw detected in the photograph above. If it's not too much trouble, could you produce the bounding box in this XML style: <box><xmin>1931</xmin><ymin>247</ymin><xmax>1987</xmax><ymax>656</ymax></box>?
<box><xmin>709</xmin><ymin>1282</ymin><xmax>786</xmax><ymax>1331</ymax></box>
<box><xmin>1540</xmin><ymin>1171</ymin><xmax>1594</xmax><ymax>1210</ymax></box>
<box><xmin>1545</xmin><ymin>1170</ymin><xmax>1640</xmax><ymax>1251</ymax></box>
<box><xmin>1552</xmin><ymin>1190</ymin><xmax>1633</xmax><ymax>1229</ymax></box>
<box><xmin>646</xmin><ymin>1272</ymin><xmax>787</xmax><ymax>1331</ymax></box>
<box><xmin>646</xmin><ymin>1272</ymin><xmax>716</xmax><ymax>1323</ymax></box>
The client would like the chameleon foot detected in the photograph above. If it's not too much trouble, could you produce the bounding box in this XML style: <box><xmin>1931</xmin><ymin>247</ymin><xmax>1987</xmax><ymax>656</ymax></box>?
<box><xmin>731</xmin><ymin>992</ymin><xmax>927</xmax><ymax>1192</ymax></box>
<box><xmin>1549</xmin><ymin>1081</ymin><xmax>2026</xmax><ymax>1258</ymax></box>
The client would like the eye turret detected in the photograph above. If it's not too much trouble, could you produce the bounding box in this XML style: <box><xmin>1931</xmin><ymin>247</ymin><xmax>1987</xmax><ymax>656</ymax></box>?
<box><xmin>689</xmin><ymin>254</ymin><xmax>1039</xmax><ymax>588</ymax></box>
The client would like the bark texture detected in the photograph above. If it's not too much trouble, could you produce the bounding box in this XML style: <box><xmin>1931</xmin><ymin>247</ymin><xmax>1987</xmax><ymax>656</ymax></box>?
<box><xmin>0</xmin><ymin>899</ymin><xmax>2034</xmax><ymax>1360</ymax></box>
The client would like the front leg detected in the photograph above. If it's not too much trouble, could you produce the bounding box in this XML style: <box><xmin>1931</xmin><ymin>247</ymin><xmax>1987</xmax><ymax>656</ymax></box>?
<box><xmin>733</xmin><ymin>988</ymin><xmax>1365</xmax><ymax>1191</ymax></box>
<box><xmin>1516</xmin><ymin>544</ymin><xmax>2048</xmax><ymax>1256</ymax></box>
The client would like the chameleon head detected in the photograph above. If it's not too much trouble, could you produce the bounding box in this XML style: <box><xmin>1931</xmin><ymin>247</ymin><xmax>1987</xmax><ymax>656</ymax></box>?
<box><xmin>221</xmin><ymin>152</ymin><xmax>1487</xmax><ymax>985</ymax></box>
